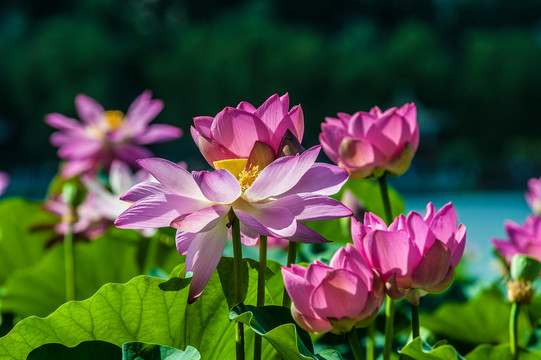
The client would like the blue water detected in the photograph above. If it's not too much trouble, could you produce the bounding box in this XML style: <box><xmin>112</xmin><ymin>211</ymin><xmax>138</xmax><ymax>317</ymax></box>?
<box><xmin>405</xmin><ymin>191</ymin><xmax>532</xmax><ymax>282</ymax></box>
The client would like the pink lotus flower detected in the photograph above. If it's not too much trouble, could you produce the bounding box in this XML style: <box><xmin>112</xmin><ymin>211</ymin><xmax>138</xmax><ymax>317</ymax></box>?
<box><xmin>115</xmin><ymin>146</ymin><xmax>352</xmax><ymax>302</ymax></box>
<box><xmin>0</xmin><ymin>172</ymin><xmax>9</xmax><ymax>196</ymax></box>
<box><xmin>526</xmin><ymin>177</ymin><xmax>541</xmax><ymax>215</ymax></box>
<box><xmin>191</xmin><ymin>93</ymin><xmax>303</xmax><ymax>168</ymax></box>
<box><xmin>352</xmin><ymin>202</ymin><xmax>466</xmax><ymax>304</ymax></box>
<box><xmin>46</xmin><ymin>91</ymin><xmax>182</xmax><ymax>178</ymax></box>
<box><xmin>282</xmin><ymin>243</ymin><xmax>385</xmax><ymax>334</ymax></box>
<box><xmin>320</xmin><ymin>103</ymin><xmax>419</xmax><ymax>178</ymax></box>
<box><xmin>492</xmin><ymin>215</ymin><xmax>541</xmax><ymax>266</ymax></box>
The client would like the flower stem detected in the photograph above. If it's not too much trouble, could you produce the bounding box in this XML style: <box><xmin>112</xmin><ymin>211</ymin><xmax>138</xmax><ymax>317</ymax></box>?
<box><xmin>383</xmin><ymin>296</ymin><xmax>395</xmax><ymax>360</ymax></box>
<box><xmin>378</xmin><ymin>173</ymin><xmax>393</xmax><ymax>225</ymax></box>
<box><xmin>366</xmin><ymin>322</ymin><xmax>375</xmax><ymax>360</ymax></box>
<box><xmin>282</xmin><ymin>241</ymin><xmax>297</xmax><ymax>307</ymax></box>
<box><xmin>64</xmin><ymin>222</ymin><xmax>75</xmax><ymax>301</ymax></box>
<box><xmin>379</xmin><ymin>174</ymin><xmax>395</xmax><ymax>360</ymax></box>
<box><xmin>232</xmin><ymin>216</ymin><xmax>245</xmax><ymax>360</ymax></box>
<box><xmin>143</xmin><ymin>233</ymin><xmax>160</xmax><ymax>274</ymax></box>
<box><xmin>510</xmin><ymin>301</ymin><xmax>519</xmax><ymax>360</ymax></box>
<box><xmin>411</xmin><ymin>302</ymin><xmax>420</xmax><ymax>340</ymax></box>
<box><xmin>254</xmin><ymin>235</ymin><xmax>267</xmax><ymax>360</ymax></box>
<box><xmin>348</xmin><ymin>327</ymin><xmax>365</xmax><ymax>360</ymax></box>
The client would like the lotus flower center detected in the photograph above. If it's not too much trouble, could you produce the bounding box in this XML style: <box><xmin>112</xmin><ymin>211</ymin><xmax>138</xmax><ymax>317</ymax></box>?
<box><xmin>104</xmin><ymin>110</ymin><xmax>125</xmax><ymax>131</ymax></box>
<box><xmin>213</xmin><ymin>158</ymin><xmax>261</xmax><ymax>193</ymax></box>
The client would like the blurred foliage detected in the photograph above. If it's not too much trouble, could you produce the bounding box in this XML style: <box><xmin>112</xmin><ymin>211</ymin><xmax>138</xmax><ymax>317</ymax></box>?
<box><xmin>1</xmin><ymin>0</ymin><xmax>541</xmax><ymax>196</ymax></box>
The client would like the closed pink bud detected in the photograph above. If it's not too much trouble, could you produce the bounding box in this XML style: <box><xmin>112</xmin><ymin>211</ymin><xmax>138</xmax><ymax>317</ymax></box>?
<box><xmin>320</xmin><ymin>103</ymin><xmax>419</xmax><ymax>178</ymax></box>
<box><xmin>282</xmin><ymin>243</ymin><xmax>385</xmax><ymax>334</ymax></box>
<box><xmin>353</xmin><ymin>202</ymin><xmax>466</xmax><ymax>304</ymax></box>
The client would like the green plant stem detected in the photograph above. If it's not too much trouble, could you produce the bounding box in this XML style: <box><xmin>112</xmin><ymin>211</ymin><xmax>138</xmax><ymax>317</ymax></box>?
<box><xmin>411</xmin><ymin>302</ymin><xmax>420</xmax><ymax>340</ymax></box>
<box><xmin>64</xmin><ymin>222</ymin><xmax>75</xmax><ymax>301</ymax></box>
<box><xmin>254</xmin><ymin>235</ymin><xmax>267</xmax><ymax>360</ymax></box>
<box><xmin>383</xmin><ymin>296</ymin><xmax>395</xmax><ymax>360</ymax></box>
<box><xmin>510</xmin><ymin>301</ymin><xmax>519</xmax><ymax>360</ymax></box>
<box><xmin>348</xmin><ymin>327</ymin><xmax>365</xmax><ymax>360</ymax></box>
<box><xmin>378</xmin><ymin>173</ymin><xmax>393</xmax><ymax>225</ymax></box>
<box><xmin>143</xmin><ymin>233</ymin><xmax>160</xmax><ymax>274</ymax></box>
<box><xmin>232</xmin><ymin>216</ymin><xmax>245</xmax><ymax>360</ymax></box>
<box><xmin>282</xmin><ymin>241</ymin><xmax>297</xmax><ymax>307</ymax></box>
<box><xmin>379</xmin><ymin>174</ymin><xmax>395</xmax><ymax>360</ymax></box>
<box><xmin>366</xmin><ymin>322</ymin><xmax>375</xmax><ymax>360</ymax></box>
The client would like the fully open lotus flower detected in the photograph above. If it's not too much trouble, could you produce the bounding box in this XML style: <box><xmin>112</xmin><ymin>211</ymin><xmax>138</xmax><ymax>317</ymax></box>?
<box><xmin>0</xmin><ymin>171</ymin><xmax>9</xmax><ymax>196</ymax></box>
<box><xmin>46</xmin><ymin>91</ymin><xmax>182</xmax><ymax>178</ymax></box>
<box><xmin>526</xmin><ymin>177</ymin><xmax>541</xmax><ymax>215</ymax></box>
<box><xmin>352</xmin><ymin>202</ymin><xmax>466</xmax><ymax>304</ymax></box>
<box><xmin>115</xmin><ymin>146</ymin><xmax>352</xmax><ymax>302</ymax></box>
<box><xmin>320</xmin><ymin>103</ymin><xmax>419</xmax><ymax>179</ymax></box>
<box><xmin>492</xmin><ymin>215</ymin><xmax>541</xmax><ymax>267</ymax></box>
<box><xmin>282</xmin><ymin>243</ymin><xmax>385</xmax><ymax>334</ymax></box>
<box><xmin>191</xmin><ymin>93</ymin><xmax>303</xmax><ymax>168</ymax></box>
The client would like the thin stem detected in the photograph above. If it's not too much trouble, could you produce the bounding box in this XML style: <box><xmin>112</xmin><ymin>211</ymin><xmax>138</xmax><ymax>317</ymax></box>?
<box><xmin>510</xmin><ymin>302</ymin><xmax>519</xmax><ymax>360</ymax></box>
<box><xmin>232</xmin><ymin>216</ymin><xmax>245</xmax><ymax>360</ymax></box>
<box><xmin>348</xmin><ymin>327</ymin><xmax>365</xmax><ymax>360</ymax></box>
<box><xmin>254</xmin><ymin>235</ymin><xmax>267</xmax><ymax>360</ymax></box>
<box><xmin>143</xmin><ymin>233</ymin><xmax>160</xmax><ymax>274</ymax></box>
<box><xmin>411</xmin><ymin>302</ymin><xmax>420</xmax><ymax>340</ymax></box>
<box><xmin>383</xmin><ymin>296</ymin><xmax>395</xmax><ymax>360</ymax></box>
<box><xmin>366</xmin><ymin>322</ymin><xmax>375</xmax><ymax>360</ymax></box>
<box><xmin>64</xmin><ymin>221</ymin><xmax>75</xmax><ymax>301</ymax></box>
<box><xmin>379</xmin><ymin>174</ymin><xmax>395</xmax><ymax>360</ymax></box>
<box><xmin>282</xmin><ymin>241</ymin><xmax>298</xmax><ymax>307</ymax></box>
<box><xmin>378</xmin><ymin>173</ymin><xmax>393</xmax><ymax>225</ymax></box>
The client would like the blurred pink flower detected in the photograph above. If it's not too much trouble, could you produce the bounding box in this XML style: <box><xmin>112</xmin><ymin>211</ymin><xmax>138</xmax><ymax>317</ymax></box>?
<box><xmin>191</xmin><ymin>93</ymin><xmax>303</xmax><ymax>168</ymax></box>
<box><xmin>352</xmin><ymin>202</ymin><xmax>466</xmax><ymax>304</ymax></box>
<box><xmin>492</xmin><ymin>215</ymin><xmax>541</xmax><ymax>267</ymax></box>
<box><xmin>46</xmin><ymin>91</ymin><xmax>182</xmax><ymax>178</ymax></box>
<box><xmin>44</xmin><ymin>192</ymin><xmax>109</xmax><ymax>240</ymax></box>
<box><xmin>282</xmin><ymin>243</ymin><xmax>385</xmax><ymax>334</ymax></box>
<box><xmin>0</xmin><ymin>172</ymin><xmax>9</xmax><ymax>196</ymax></box>
<box><xmin>320</xmin><ymin>103</ymin><xmax>419</xmax><ymax>178</ymax></box>
<box><xmin>526</xmin><ymin>177</ymin><xmax>541</xmax><ymax>215</ymax></box>
<box><xmin>115</xmin><ymin>146</ymin><xmax>352</xmax><ymax>302</ymax></box>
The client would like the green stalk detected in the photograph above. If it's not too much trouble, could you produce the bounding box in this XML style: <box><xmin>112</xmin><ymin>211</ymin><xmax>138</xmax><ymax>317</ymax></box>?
<box><xmin>232</xmin><ymin>216</ymin><xmax>245</xmax><ymax>360</ymax></box>
<box><xmin>411</xmin><ymin>302</ymin><xmax>420</xmax><ymax>340</ymax></box>
<box><xmin>378</xmin><ymin>174</ymin><xmax>395</xmax><ymax>360</ymax></box>
<box><xmin>366</xmin><ymin>322</ymin><xmax>375</xmax><ymax>360</ymax></box>
<box><xmin>378</xmin><ymin>173</ymin><xmax>393</xmax><ymax>225</ymax></box>
<box><xmin>282</xmin><ymin>241</ymin><xmax>297</xmax><ymax>307</ymax></box>
<box><xmin>254</xmin><ymin>235</ymin><xmax>267</xmax><ymax>360</ymax></box>
<box><xmin>64</xmin><ymin>221</ymin><xmax>75</xmax><ymax>301</ymax></box>
<box><xmin>348</xmin><ymin>327</ymin><xmax>365</xmax><ymax>360</ymax></box>
<box><xmin>143</xmin><ymin>233</ymin><xmax>160</xmax><ymax>274</ymax></box>
<box><xmin>510</xmin><ymin>302</ymin><xmax>519</xmax><ymax>360</ymax></box>
<box><xmin>383</xmin><ymin>296</ymin><xmax>395</xmax><ymax>360</ymax></box>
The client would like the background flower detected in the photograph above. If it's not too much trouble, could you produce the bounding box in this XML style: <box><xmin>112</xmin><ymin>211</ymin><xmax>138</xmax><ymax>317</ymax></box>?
<box><xmin>0</xmin><ymin>172</ymin><xmax>9</xmax><ymax>196</ymax></box>
<box><xmin>526</xmin><ymin>177</ymin><xmax>541</xmax><ymax>215</ymax></box>
<box><xmin>46</xmin><ymin>91</ymin><xmax>182</xmax><ymax>178</ymax></box>
<box><xmin>282</xmin><ymin>243</ymin><xmax>385</xmax><ymax>334</ymax></box>
<box><xmin>320</xmin><ymin>103</ymin><xmax>418</xmax><ymax>178</ymax></box>
<box><xmin>492</xmin><ymin>215</ymin><xmax>541</xmax><ymax>267</ymax></box>
<box><xmin>353</xmin><ymin>202</ymin><xmax>466</xmax><ymax>303</ymax></box>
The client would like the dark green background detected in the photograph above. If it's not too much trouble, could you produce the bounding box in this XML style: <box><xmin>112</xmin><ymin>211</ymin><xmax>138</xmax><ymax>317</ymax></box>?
<box><xmin>1</xmin><ymin>0</ymin><xmax>541</xmax><ymax>197</ymax></box>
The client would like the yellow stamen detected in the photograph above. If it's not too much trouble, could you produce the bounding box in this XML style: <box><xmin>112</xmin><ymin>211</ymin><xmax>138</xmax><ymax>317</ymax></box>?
<box><xmin>238</xmin><ymin>165</ymin><xmax>260</xmax><ymax>192</ymax></box>
<box><xmin>213</xmin><ymin>158</ymin><xmax>261</xmax><ymax>193</ymax></box>
<box><xmin>104</xmin><ymin>110</ymin><xmax>125</xmax><ymax>131</ymax></box>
